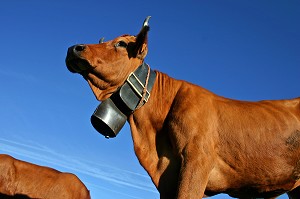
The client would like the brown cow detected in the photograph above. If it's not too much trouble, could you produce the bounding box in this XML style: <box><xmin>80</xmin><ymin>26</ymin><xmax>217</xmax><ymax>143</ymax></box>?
<box><xmin>0</xmin><ymin>154</ymin><xmax>90</xmax><ymax>199</ymax></box>
<box><xmin>65</xmin><ymin>17</ymin><xmax>300</xmax><ymax>199</ymax></box>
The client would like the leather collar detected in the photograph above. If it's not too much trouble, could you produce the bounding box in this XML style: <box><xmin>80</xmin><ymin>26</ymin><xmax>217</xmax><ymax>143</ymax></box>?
<box><xmin>110</xmin><ymin>62</ymin><xmax>156</xmax><ymax>116</ymax></box>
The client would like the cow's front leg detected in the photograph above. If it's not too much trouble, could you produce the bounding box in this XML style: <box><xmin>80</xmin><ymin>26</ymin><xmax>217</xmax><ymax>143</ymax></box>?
<box><xmin>176</xmin><ymin>143</ymin><xmax>215</xmax><ymax>199</ymax></box>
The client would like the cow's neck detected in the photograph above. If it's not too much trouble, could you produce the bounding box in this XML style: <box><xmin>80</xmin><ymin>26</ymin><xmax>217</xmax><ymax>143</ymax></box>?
<box><xmin>128</xmin><ymin>71</ymin><xmax>182</xmax><ymax>187</ymax></box>
<box><xmin>110</xmin><ymin>63</ymin><xmax>178</xmax><ymax>120</ymax></box>
<box><xmin>111</xmin><ymin>62</ymin><xmax>157</xmax><ymax>115</ymax></box>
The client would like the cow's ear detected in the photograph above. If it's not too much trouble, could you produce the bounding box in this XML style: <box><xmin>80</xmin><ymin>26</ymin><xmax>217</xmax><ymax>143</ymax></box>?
<box><xmin>134</xmin><ymin>16</ymin><xmax>151</xmax><ymax>59</ymax></box>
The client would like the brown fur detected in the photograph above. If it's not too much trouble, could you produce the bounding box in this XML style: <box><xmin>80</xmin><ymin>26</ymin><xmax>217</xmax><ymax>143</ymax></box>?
<box><xmin>0</xmin><ymin>154</ymin><xmax>90</xmax><ymax>199</ymax></box>
<box><xmin>66</xmin><ymin>20</ymin><xmax>300</xmax><ymax>199</ymax></box>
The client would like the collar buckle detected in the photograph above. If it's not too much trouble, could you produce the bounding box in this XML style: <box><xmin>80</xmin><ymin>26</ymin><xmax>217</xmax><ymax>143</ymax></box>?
<box><xmin>126</xmin><ymin>72</ymin><xmax>151</xmax><ymax>103</ymax></box>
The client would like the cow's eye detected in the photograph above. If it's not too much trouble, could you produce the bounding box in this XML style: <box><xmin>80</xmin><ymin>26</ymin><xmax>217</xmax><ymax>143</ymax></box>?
<box><xmin>115</xmin><ymin>41</ymin><xmax>128</xmax><ymax>48</ymax></box>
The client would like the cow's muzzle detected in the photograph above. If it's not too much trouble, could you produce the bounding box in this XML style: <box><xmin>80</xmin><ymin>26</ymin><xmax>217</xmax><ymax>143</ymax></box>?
<box><xmin>65</xmin><ymin>44</ymin><xmax>90</xmax><ymax>73</ymax></box>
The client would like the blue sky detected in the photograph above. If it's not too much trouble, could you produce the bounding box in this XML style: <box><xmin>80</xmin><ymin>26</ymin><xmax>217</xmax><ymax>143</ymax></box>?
<box><xmin>0</xmin><ymin>1</ymin><xmax>299</xmax><ymax>199</ymax></box>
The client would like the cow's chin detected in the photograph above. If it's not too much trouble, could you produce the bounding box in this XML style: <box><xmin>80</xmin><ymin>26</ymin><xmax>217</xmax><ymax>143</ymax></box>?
<box><xmin>86</xmin><ymin>77</ymin><xmax>118</xmax><ymax>101</ymax></box>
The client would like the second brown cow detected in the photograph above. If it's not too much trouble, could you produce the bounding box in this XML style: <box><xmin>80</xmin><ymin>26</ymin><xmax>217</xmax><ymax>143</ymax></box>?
<box><xmin>0</xmin><ymin>154</ymin><xmax>90</xmax><ymax>199</ymax></box>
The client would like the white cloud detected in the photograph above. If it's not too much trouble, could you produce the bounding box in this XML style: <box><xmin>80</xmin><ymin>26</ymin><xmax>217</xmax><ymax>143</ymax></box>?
<box><xmin>0</xmin><ymin>69</ymin><xmax>38</xmax><ymax>83</ymax></box>
<box><xmin>86</xmin><ymin>182</ymin><xmax>146</xmax><ymax>199</ymax></box>
<box><xmin>0</xmin><ymin>138</ymin><xmax>157</xmax><ymax>195</ymax></box>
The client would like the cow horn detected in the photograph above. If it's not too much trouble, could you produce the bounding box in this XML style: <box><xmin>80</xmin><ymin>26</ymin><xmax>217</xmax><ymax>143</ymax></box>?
<box><xmin>143</xmin><ymin>16</ymin><xmax>151</xmax><ymax>28</ymax></box>
<box><xmin>99</xmin><ymin>37</ymin><xmax>105</xmax><ymax>44</ymax></box>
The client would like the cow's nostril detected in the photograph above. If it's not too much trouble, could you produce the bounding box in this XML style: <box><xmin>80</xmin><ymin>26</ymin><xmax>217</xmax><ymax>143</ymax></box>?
<box><xmin>74</xmin><ymin>44</ymin><xmax>86</xmax><ymax>53</ymax></box>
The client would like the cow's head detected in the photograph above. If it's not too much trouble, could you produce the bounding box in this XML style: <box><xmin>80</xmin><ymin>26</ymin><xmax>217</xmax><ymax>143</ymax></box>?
<box><xmin>66</xmin><ymin>16</ymin><xmax>151</xmax><ymax>101</ymax></box>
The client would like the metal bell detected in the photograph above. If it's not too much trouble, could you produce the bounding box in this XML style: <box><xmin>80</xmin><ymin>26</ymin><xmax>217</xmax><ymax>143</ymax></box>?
<box><xmin>91</xmin><ymin>98</ymin><xmax>127</xmax><ymax>138</ymax></box>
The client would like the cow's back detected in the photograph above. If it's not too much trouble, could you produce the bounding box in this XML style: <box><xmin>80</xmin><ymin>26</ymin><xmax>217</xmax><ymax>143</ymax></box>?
<box><xmin>0</xmin><ymin>154</ymin><xmax>90</xmax><ymax>199</ymax></box>
<box><xmin>0</xmin><ymin>154</ymin><xmax>17</xmax><ymax>195</ymax></box>
<box><xmin>46</xmin><ymin>173</ymin><xmax>90</xmax><ymax>199</ymax></box>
